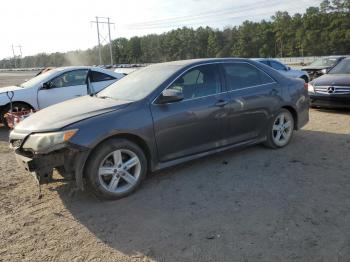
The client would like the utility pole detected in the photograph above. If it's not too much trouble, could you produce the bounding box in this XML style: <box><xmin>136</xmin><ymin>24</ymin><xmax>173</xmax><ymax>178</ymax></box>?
<box><xmin>107</xmin><ymin>17</ymin><xmax>113</xmax><ymax>65</ymax></box>
<box><xmin>11</xmin><ymin>44</ymin><xmax>17</xmax><ymax>68</ymax></box>
<box><xmin>16</xmin><ymin>45</ymin><xmax>23</xmax><ymax>57</ymax></box>
<box><xmin>95</xmin><ymin>17</ymin><xmax>102</xmax><ymax>65</ymax></box>
<box><xmin>91</xmin><ymin>17</ymin><xmax>115</xmax><ymax>65</ymax></box>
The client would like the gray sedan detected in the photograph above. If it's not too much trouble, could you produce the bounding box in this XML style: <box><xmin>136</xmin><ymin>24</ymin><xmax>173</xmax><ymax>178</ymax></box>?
<box><xmin>10</xmin><ymin>58</ymin><xmax>309</xmax><ymax>200</ymax></box>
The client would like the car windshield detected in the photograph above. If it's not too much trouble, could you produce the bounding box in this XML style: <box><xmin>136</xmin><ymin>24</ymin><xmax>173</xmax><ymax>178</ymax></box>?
<box><xmin>20</xmin><ymin>69</ymin><xmax>58</xmax><ymax>88</ymax></box>
<box><xmin>98</xmin><ymin>64</ymin><xmax>181</xmax><ymax>101</ymax></box>
<box><xmin>309</xmin><ymin>57</ymin><xmax>339</xmax><ymax>67</ymax></box>
<box><xmin>328</xmin><ymin>59</ymin><xmax>350</xmax><ymax>74</ymax></box>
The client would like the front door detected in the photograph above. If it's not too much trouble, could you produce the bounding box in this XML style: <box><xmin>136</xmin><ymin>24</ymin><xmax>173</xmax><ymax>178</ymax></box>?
<box><xmin>38</xmin><ymin>69</ymin><xmax>88</xmax><ymax>109</ymax></box>
<box><xmin>151</xmin><ymin>64</ymin><xmax>229</xmax><ymax>162</ymax></box>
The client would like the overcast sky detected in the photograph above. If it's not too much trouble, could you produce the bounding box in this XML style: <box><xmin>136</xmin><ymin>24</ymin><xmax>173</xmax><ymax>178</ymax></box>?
<box><xmin>0</xmin><ymin>0</ymin><xmax>321</xmax><ymax>59</ymax></box>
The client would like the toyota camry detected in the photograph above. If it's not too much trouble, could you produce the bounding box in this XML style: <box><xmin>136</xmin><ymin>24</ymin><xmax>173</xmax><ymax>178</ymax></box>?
<box><xmin>9</xmin><ymin>58</ymin><xmax>309</xmax><ymax>200</ymax></box>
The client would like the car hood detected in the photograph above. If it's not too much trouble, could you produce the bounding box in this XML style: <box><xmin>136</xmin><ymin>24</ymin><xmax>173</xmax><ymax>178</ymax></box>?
<box><xmin>0</xmin><ymin>85</ymin><xmax>24</xmax><ymax>94</ymax></box>
<box><xmin>14</xmin><ymin>95</ymin><xmax>132</xmax><ymax>133</ymax></box>
<box><xmin>313</xmin><ymin>74</ymin><xmax>350</xmax><ymax>86</ymax></box>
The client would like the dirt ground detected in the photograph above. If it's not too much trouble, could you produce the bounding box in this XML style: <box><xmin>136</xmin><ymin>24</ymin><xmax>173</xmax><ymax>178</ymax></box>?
<box><xmin>0</xmin><ymin>71</ymin><xmax>38</xmax><ymax>88</ymax></box>
<box><xmin>0</xmin><ymin>72</ymin><xmax>350</xmax><ymax>262</ymax></box>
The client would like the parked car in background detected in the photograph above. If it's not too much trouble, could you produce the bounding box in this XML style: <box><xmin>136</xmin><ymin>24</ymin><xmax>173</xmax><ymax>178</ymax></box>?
<box><xmin>308</xmin><ymin>57</ymin><xmax>350</xmax><ymax>108</ymax></box>
<box><xmin>303</xmin><ymin>56</ymin><xmax>347</xmax><ymax>80</ymax></box>
<box><xmin>254</xmin><ymin>58</ymin><xmax>309</xmax><ymax>82</ymax></box>
<box><xmin>10</xmin><ymin>58</ymin><xmax>309</xmax><ymax>200</ymax></box>
<box><xmin>0</xmin><ymin>66</ymin><xmax>124</xmax><ymax>125</ymax></box>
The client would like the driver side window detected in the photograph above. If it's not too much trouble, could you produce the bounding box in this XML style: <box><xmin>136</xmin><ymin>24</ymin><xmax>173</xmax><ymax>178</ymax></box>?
<box><xmin>167</xmin><ymin>64</ymin><xmax>221</xmax><ymax>100</ymax></box>
<box><xmin>49</xmin><ymin>70</ymin><xmax>88</xmax><ymax>88</ymax></box>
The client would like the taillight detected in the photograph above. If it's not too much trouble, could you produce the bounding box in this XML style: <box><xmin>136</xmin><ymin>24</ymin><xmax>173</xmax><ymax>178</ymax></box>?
<box><xmin>304</xmin><ymin>83</ymin><xmax>308</xmax><ymax>90</ymax></box>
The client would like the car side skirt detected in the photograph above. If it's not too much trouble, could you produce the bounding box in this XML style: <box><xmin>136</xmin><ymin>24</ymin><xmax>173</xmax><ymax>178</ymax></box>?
<box><xmin>153</xmin><ymin>137</ymin><xmax>267</xmax><ymax>171</ymax></box>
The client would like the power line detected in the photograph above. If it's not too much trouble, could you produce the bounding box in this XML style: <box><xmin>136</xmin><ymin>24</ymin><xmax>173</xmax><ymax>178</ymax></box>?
<box><xmin>125</xmin><ymin>0</ymin><xmax>321</xmax><ymax>30</ymax></box>
<box><xmin>127</xmin><ymin>0</ymin><xmax>282</xmax><ymax>28</ymax></box>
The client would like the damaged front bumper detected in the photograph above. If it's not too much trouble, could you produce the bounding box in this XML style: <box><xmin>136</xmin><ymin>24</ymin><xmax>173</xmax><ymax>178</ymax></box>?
<box><xmin>12</xmin><ymin>143</ymin><xmax>90</xmax><ymax>190</ymax></box>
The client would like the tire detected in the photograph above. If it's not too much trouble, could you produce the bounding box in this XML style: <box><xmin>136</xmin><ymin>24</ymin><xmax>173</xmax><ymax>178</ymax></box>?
<box><xmin>264</xmin><ymin>109</ymin><xmax>294</xmax><ymax>149</ymax></box>
<box><xmin>300</xmin><ymin>75</ymin><xmax>309</xmax><ymax>83</ymax></box>
<box><xmin>1</xmin><ymin>102</ymin><xmax>33</xmax><ymax>127</ymax></box>
<box><xmin>85</xmin><ymin>138</ymin><xmax>147</xmax><ymax>200</ymax></box>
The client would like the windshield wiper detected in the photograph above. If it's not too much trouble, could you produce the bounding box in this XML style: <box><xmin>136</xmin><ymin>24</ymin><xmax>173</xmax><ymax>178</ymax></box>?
<box><xmin>97</xmin><ymin>95</ymin><xmax>114</xmax><ymax>99</ymax></box>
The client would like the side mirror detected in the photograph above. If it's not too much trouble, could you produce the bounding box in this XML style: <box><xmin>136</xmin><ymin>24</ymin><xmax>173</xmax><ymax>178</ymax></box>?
<box><xmin>286</xmin><ymin>66</ymin><xmax>291</xmax><ymax>71</ymax></box>
<box><xmin>156</xmin><ymin>88</ymin><xmax>184</xmax><ymax>104</ymax></box>
<box><xmin>42</xmin><ymin>82</ymin><xmax>51</xmax><ymax>89</ymax></box>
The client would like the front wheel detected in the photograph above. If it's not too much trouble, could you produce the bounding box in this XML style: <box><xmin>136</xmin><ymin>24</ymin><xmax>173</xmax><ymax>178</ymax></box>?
<box><xmin>264</xmin><ymin>109</ymin><xmax>294</xmax><ymax>149</ymax></box>
<box><xmin>85</xmin><ymin>138</ymin><xmax>147</xmax><ymax>200</ymax></box>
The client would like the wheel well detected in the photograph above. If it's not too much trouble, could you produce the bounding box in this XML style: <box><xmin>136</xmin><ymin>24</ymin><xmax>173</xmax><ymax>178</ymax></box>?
<box><xmin>1</xmin><ymin>101</ymin><xmax>34</xmax><ymax>123</ymax></box>
<box><xmin>2</xmin><ymin>101</ymin><xmax>34</xmax><ymax>111</ymax></box>
<box><xmin>83</xmin><ymin>133</ymin><xmax>152</xmax><ymax>176</ymax></box>
<box><xmin>282</xmin><ymin>106</ymin><xmax>298</xmax><ymax>130</ymax></box>
<box><xmin>300</xmin><ymin>75</ymin><xmax>309</xmax><ymax>83</ymax></box>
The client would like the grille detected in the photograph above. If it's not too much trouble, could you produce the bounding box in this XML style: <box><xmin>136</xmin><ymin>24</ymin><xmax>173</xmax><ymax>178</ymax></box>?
<box><xmin>315</xmin><ymin>86</ymin><xmax>350</xmax><ymax>95</ymax></box>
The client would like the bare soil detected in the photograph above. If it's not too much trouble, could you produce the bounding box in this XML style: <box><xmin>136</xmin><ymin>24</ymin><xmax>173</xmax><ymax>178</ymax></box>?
<box><xmin>0</xmin><ymin>72</ymin><xmax>350</xmax><ymax>261</ymax></box>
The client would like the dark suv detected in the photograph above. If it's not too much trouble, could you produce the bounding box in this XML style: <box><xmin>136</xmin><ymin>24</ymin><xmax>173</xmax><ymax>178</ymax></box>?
<box><xmin>10</xmin><ymin>58</ymin><xmax>309</xmax><ymax>200</ymax></box>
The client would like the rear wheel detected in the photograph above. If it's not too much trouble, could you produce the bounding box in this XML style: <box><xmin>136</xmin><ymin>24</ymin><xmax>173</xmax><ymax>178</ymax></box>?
<box><xmin>85</xmin><ymin>138</ymin><xmax>147</xmax><ymax>200</ymax></box>
<box><xmin>264</xmin><ymin>109</ymin><xmax>294</xmax><ymax>149</ymax></box>
<box><xmin>1</xmin><ymin>102</ymin><xmax>33</xmax><ymax>127</ymax></box>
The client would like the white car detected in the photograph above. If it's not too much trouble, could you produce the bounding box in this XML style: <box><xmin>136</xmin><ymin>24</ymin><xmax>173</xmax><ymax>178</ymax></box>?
<box><xmin>254</xmin><ymin>58</ymin><xmax>310</xmax><ymax>83</ymax></box>
<box><xmin>0</xmin><ymin>66</ymin><xmax>124</xmax><ymax>125</ymax></box>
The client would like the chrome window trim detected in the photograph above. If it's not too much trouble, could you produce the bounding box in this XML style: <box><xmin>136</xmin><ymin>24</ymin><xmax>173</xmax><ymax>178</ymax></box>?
<box><xmin>152</xmin><ymin>61</ymin><xmax>277</xmax><ymax>105</ymax></box>
<box><xmin>226</xmin><ymin>82</ymin><xmax>275</xmax><ymax>93</ymax></box>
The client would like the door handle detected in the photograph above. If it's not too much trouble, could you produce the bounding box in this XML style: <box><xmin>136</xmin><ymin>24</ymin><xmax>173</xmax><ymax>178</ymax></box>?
<box><xmin>214</xmin><ymin>100</ymin><xmax>228</xmax><ymax>107</ymax></box>
<box><xmin>75</xmin><ymin>95</ymin><xmax>82</xmax><ymax>97</ymax></box>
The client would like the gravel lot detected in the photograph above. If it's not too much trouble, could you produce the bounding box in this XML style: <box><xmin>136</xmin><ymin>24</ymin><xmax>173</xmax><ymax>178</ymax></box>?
<box><xmin>0</xmin><ymin>72</ymin><xmax>350</xmax><ymax>261</ymax></box>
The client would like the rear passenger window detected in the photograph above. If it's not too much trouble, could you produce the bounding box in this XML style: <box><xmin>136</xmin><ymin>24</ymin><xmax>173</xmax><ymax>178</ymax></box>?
<box><xmin>222</xmin><ymin>63</ymin><xmax>274</xmax><ymax>90</ymax></box>
<box><xmin>90</xmin><ymin>71</ymin><xmax>115</xmax><ymax>82</ymax></box>
<box><xmin>270</xmin><ymin>61</ymin><xmax>286</xmax><ymax>71</ymax></box>
<box><xmin>167</xmin><ymin>64</ymin><xmax>221</xmax><ymax>100</ymax></box>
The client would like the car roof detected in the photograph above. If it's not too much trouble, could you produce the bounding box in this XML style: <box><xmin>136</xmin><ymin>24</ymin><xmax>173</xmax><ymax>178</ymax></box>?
<box><xmin>158</xmin><ymin>58</ymin><xmax>253</xmax><ymax>67</ymax></box>
<box><xmin>52</xmin><ymin>66</ymin><xmax>123</xmax><ymax>78</ymax></box>
<box><xmin>252</xmin><ymin>58</ymin><xmax>269</xmax><ymax>61</ymax></box>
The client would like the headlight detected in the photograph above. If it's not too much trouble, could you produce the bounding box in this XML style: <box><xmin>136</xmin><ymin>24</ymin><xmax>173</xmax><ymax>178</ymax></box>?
<box><xmin>321</xmin><ymin>68</ymin><xmax>327</xmax><ymax>74</ymax></box>
<box><xmin>307</xmin><ymin>83</ymin><xmax>315</xmax><ymax>93</ymax></box>
<box><xmin>23</xmin><ymin>129</ymin><xmax>78</xmax><ymax>152</ymax></box>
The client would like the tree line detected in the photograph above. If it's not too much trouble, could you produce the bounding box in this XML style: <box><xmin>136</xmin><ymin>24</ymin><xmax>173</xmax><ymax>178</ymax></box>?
<box><xmin>1</xmin><ymin>0</ymin><xmax>349</xmax><ymax>69</ymax></box>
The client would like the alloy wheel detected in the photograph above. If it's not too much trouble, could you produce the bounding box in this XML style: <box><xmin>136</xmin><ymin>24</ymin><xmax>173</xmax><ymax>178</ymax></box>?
<box><xmin>272</xmin><ymin>112</ymin><xmax>293</xmax><ymax>147</ymax></box>
<box><xmin>98</xmin><ymin>149</ymin><xmax>141</xmax><ymax>194</ymax></box>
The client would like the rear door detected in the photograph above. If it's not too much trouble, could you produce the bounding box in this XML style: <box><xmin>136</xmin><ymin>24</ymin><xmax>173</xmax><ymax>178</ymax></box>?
<box><xmin>221</xmin><ymin>62</ymin><xmax>280</xmax><ymax>144</ymax></box>
<box><xmin>90</xmin><ymin>70</ymin><xmax>117</xmax><ymax>92</ymax></box>
<box><xmin>37</xmin><ymin>69</ymin><xmax>88</xmax><ymax>108</ymax></box>
<box><xmin>151</xmin><ymin>64</ymin><xmax>230</xmax><ymax>162</ymax></box>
